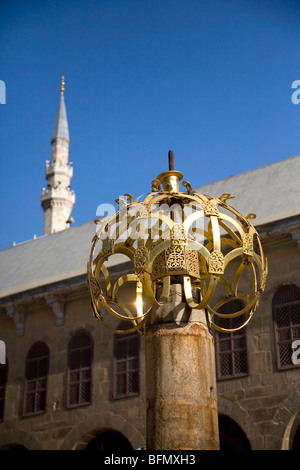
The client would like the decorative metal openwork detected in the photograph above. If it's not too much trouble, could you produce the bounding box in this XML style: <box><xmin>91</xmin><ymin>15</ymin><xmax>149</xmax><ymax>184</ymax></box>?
<box><xmin>88</xmin><ymin>158</ymin><xmax>267</xmax><ymax>335</ymax></box>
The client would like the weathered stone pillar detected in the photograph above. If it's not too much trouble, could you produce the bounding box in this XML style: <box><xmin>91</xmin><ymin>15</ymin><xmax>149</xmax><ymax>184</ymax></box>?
<box><xmin>145</xmin><ymin>284</ymin><xmax>219</xmax><ymax>450</ymax></box>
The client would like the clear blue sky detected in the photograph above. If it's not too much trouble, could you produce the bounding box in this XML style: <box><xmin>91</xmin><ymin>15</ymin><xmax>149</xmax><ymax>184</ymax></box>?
<box><xmin>1</xmin><ymin>0</ymin><xmax>300</xmax><ymax>250</ymax></box>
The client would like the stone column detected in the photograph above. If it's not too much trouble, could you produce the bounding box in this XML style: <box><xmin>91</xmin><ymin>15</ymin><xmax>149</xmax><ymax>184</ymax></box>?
<box><xmin>144</xmin><ymin>284</ymin><xmax>219</xmax><ymax>450</ymax></box>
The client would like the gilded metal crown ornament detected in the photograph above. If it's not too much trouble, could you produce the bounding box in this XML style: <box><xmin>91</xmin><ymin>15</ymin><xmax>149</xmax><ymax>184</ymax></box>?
<box><xmin>88</xmin><ymin>153</ymin><xmax>267</xmax><ymax>334</ymax></box>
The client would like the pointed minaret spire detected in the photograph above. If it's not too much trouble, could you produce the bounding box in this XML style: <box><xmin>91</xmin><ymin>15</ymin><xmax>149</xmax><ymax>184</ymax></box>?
<box><xmin>52</xmin><ymin>74</ymin><xmax>69</xmax><ymax>144</ymax></box>
<box><xmin>60</xmin><ymin>73</ymin><xmax>65</xmax><ymax>95</ymax></box>
<box><xmin>41</xmin><ymin>74</ymin><xmax>75</xmax><ymax>235</ymax></box>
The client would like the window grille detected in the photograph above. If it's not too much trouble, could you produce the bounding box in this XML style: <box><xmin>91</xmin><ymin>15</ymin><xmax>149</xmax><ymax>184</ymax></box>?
<box><xmin>67</xmin><ymin>332</ymin><xmax>93</xmax><ymax>408</ymax></box>
<box><xmin>273</xmin><ymin>284</ymin><xmax>300</xmax><ymax>370</ymax></box>
<box><xmin>113</xmin><ymin>332</ymin><xmax>140</xmax><ymax>399</ymax></box>
<box><xmin>214</xmin><ymin>301</ymin><xmax>248</xmax><ymax>380</ymax></box>
<box><xmin>0</xmin><ymin>360</ymin><xmax>8</xmax><ymax>422</ymax></box>
<box><xmin>23</xmin><ymin>342</ymin><xmax>49</xmax><ymax>416</ymax></box>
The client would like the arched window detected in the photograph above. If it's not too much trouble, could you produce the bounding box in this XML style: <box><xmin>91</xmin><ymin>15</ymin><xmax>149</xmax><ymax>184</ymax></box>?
<box><xmin>0</xmin><ymin>359</ymin><xmax>8</xmax><ymax>422</ymax></box>
<box><xmin>23</xmin><ymin>342</ymin><xmax>49</xmax><ymax>416</ymax></box>
<box><xmin>67</xmin><ymin>331</ymin><xmax>93</xmax><ymax>408</ymax></box>
<box><xmin>214</xmin><ymin>300</ymin><xmax>248</xmax><ymax>380</ymax></box>
<box><xmin>113</xmin><ymin>329</ymin><xmax>140</xmax><ymax>399</ymax></box>
<box><xmin>273</xmin><ymin>284</ymin><xmax>300</xmax><ymax>370</ymax></box>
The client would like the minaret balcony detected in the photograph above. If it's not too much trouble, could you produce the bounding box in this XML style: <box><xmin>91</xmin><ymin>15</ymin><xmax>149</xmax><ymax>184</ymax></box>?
<box><xmin>41</xmin><ymin>186</ymin><xmax>75</xmax><ymax>204</ymax></box>
<box><xmin>45</xmin><ymin>162</ymin><xmax>73</xmax><ymax>179</ymax></box>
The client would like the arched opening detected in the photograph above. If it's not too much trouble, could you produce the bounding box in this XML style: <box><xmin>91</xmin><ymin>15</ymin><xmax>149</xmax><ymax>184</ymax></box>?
<box><xmin>283</xmin><ymin>409</ymin><xmax>300</xmax><ymax>449</ymax></box>
<box><xmin>0</xmin><ymin>443</ymin><xmax>28</xmax><ymax>450</ymax></box>
<box><xmin>84</xmin><ymin>429</ymin><xmax>133</xmax><ymax>451</ymax></box>
<box><xmin>218</xmin><ymin>414</ymin><xmax>251</xmax><ymax>450</ymax></box>
<box><xmin>292</xmin><ymin>425</ymin><xmax>300</xmax><ymax>449</ymax></box>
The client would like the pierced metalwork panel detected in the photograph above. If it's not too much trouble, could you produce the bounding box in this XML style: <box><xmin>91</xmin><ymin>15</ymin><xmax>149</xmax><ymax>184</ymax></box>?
<box><xmin>88</xmin><ymin>167</ymin><xmax>267</xmax><ymax>334</ymax></box>
<box><xmin>151</xmin><ymin>245</ymin><xmax>200</xmax><ymax>280</ymax></box>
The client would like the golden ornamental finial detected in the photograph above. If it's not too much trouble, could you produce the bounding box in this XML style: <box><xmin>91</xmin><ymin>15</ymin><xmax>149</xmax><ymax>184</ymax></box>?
<box><xmin>60</xmin><ymin>74</ymin><xmax>65</xmax><ymax>95</ymax></box>
<box><xmin>88</xmin><ymin>150</ymin><xmax>268</xmax><ymax>335</ymax></box>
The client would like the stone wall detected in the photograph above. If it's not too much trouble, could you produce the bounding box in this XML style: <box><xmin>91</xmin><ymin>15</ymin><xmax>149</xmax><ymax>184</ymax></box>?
<box><xmin>0</xmin><ymin>239</ymin><xmax>299</xmax><ymax>450</ymax></box>
<box><xmin>0</xmin><ymin>293</ymin><xmax>146</xmax><ymax>450</ymax></box>
<box><xmin>216</xmin><ymin>241</ymin><xmax>300</xmax><ymax>450</ymax></box>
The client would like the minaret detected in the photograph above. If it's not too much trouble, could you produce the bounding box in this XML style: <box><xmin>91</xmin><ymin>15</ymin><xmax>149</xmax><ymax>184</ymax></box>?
<box><xmin>41</xmin><ymin>74</ymin><xmax>75</xmax><ymax>235</ymax></box>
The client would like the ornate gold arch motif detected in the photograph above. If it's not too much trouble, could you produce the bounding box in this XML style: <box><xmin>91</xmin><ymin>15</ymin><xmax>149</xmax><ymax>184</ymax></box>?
<box><xmin>88</xmin><ymin>170</ymin><xmax>267</xmax><ymax>334</ymax></box>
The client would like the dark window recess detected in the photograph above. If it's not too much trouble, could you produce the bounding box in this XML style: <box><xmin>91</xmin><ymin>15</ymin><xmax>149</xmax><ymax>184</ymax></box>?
<box><xmin>292</xmin><ymin>425</ymin><xmax>300</xmax><ymax>450</ymax></box>
<box><xmin>214</xmin><ymin>300</ymin><xmax>249</xmax><ymax>380</ymax></box>
<box><xmin>0</xmin><ymin>361</ymin><xmax>8</xmax><ymax>422</ymax></box>
<box><xmin>67</xmin><ymin>332</ymin><xmax>93</xmax><ymax>408</ymax></box>
<box><xmin>273</xmin><ymin>284</ymin><xmax>300</xmax><ymax>370</ymax></box>
<box><xmin>218</xmin><ymin>414</ymin><xmax>251</xmax><ymax>450</ymax></box>
<box><xmin>23</xmin><ymin>342</ymin><xmax>49</xmax><ymax>416</ymax></box>
<box><xmin>113</xmin><ymin>333</ymin><xmax>140</xmax><ymax>398</ymax></box>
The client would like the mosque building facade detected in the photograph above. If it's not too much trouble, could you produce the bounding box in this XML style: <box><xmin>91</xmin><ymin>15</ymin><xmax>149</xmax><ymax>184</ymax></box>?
<box><xmin>0</xmin><ymin>79</ymin><xmax>299</xmax><ymax>450</ymax></box>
